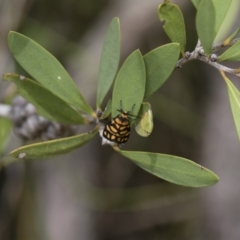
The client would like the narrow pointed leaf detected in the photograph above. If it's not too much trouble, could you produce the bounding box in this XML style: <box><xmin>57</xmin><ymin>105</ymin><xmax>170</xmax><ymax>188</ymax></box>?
<box><xmin>218</xmin><ymin>40</ymin><xmax>240</xmax><ymax>61</ymax></box>
<box><xmin>3</xmin><ymin>73</ymin><xmax>87</xmax><ymax>124</ymax></box>
<box><xmin>196</xmin><ymin>0</ymin><xmax>216</xmax><ymax>55</ymax></box>
<box><xmin>9</xmin><ymin>127</ymin><xmax>98</xmax><ymax>159</ymax></box>
<box><xmin>135</xmin><ymin>102</ymin><xmax>153</xmax><ymax>137</ymax></box>
<box><xmin>158</xmin><ymin>2</ymin><xmax>186</xmax><ymax>55</ymax></box>
<box><xmin>112</xmin><ymin>50</ymin><xmax>145</xmax><ymax>119</ymax></box>
<box><xmin>221</xmin><ymin>71</ymin><xmax>240</xmax><ymax>141</ymax></box>
<box><xmin>196</xmin><ymin>0</ymin><xmax>232</xmax><ymax>55</ymax></box>
<box><xmin>118</xmin><ymin>150</ymin><xmax>219</xmax><ymax>187</ymax></box>
<box><xmin>213</xmin><ymin>0</ymin><xmax>233</xmax><ymax>41</ymax></box>
<box><xmin>144</xmin><ymin>43</ymin><xmax>180</xmax><ymax>97</ymax></box>
<box><xmin>222</xmin><ymin>28</ymin><xmax>240</xmax><ymax>46</ymax></box>
<box><xmin>96</xmin><ymin>18</ymin><xmax>121</xmax><ymax>109</ymax></box>
<box><xmin>8</xmin><ymin>31</ymin><xmax>95</xmax><ymax>116</ymax></box>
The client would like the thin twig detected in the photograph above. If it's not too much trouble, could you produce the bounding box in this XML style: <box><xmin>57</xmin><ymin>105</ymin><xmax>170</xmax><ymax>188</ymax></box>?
<box><xmin>177</xmin><ymin>38</ymin><xmax>240</xmax><ymax>78</ymax></box>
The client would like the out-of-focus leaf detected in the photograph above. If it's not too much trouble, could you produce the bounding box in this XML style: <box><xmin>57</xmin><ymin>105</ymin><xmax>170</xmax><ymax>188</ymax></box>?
<box><xmin>144</xmin><ymin>43</ymin><xmax>180</xmax><ymax>97</ymax></box>
<box><xmin>9</xmin><ymin>127</ymin><xmax>98</xmax><ymax>160</ymax></box>
<box><xmin>96</xmin><ymin>18</ymin><xmax>121</xmax><ymax>109</ymax></box>
<box><xmin>135</xmin><ymin>102</ymin><xmax>153</xmax><ymax>137</ymax></box>
<box><xmin>191</xmin><ymin>0</ymin><xmax>201</xmax><ymax>8</ymax></box>
<box><xmin>196</xmin><ymin>0</ymin><xmax>232</xmax><ymax>54</ymax></box>
<box><xmin>222</xmin><ymin>28</ymin><xmax>240</xmax><ymax>46</ymax></box>
<box><xmin>8</xmin><ymin>31</ymin><xmax>95</xmax><ymax>116</ymax></box>
<box><xmin>158</xmin><ymin>2</ymin><xmax>186</xmax><ymax>55</ymax></box>
<box><xmin>73</xmin><ymin>176</ymin><xmax>197</xmax><ymax>211</ymax></box>
<box><xmin>0</xmin><ymin>118</ymin><xmax>12</xmax><ymax>155</ymax></box>
<box><xmin>117</xmin><ymin>149</ymin><xmax>219</xmax><ymax>187</ymax></box>
<box><xmin>3</xmin><ymin>73</ymin><xmax>87</xmax><ymax>124</ymax></box>
<box><xmin>151</xmin><ymin>94</ymin><xmax>201</xmax><ymax>139</ymax></box>
<box><xmin>218</xmin><ymin>40</ymin><xmax>240</xmax><ymax>61</ymax></box>
<box><xmin>221</xmin><ymin>71</ymin><xmax>240</xmax><ymax>142</ymax></box>
<box><xmin>112</xmin><ymin>50</ymin><xmax>145</xmax><ymax>119</ymax></box>
<box><xmin>100</xmin><ymin>99</ymin><xmax>112</xmax><ymax>120</ymax></box>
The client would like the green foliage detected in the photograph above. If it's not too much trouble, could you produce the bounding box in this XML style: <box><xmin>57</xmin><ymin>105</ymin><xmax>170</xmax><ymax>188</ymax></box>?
<box><xmin>191</xmin><ymin>0</ymin><xmax>201</xmax><ymax>9</ymax></box>
<box><xmin>3</xmin><ymin>73</ymin><xmax>86</xmax><ymax>124</ymax></box>
<box><xmin>111</xmin><ymin>50</ymin><xmax>145</xmax><ymax>118</ymax></box>
<box><xmin>196</xmin><ymin>0</ymin><xmax>232</xmax><ymax>54</ymax></box>
<box><xmin>96</xmin><ymin>17</ymin><xmax>120</xmax><ymax>109</ymax></box>
<box><xmin>212</xmin><ymin>0</ymin><xmax>233</xmax><ymax>38</ymax></box>
<box><xmin>218</xmin><ymin>40</ymin><xmax>240</xmax><ymax>61</ymax></box>
<box><xmin>196</xmin><ymin>0</ymin><xmax>216</xmax><ymax>55</ymax></box>
<box><xmin>221</xmin><ymin>72</ymin><xmax>240</xmax><ymax>142</ymax></box>
<box><xmin>222</xmin><ymin>28</ymin><xmax>240</xmax><ymax>46</ymax></box>
<box><xmin>8</xmin><ymin>31</ymin><xmax>95</xmax><ymax>116</ymax></box>
<box><xmin>135</xmin><ymin>102</ymin><xmax>153</xmax><ymax>137</ymax></box>
<box><xmin>118</xmin><ymin>150</ymin><xmax>219</xmax><ymax>187</ymax></box>
<box><xmin>144</xmin><ymin>43</ymin><xmax>180</xmax><ymax>97</ymax></box>
<box><xmin>0</xmin><ymin>118</ymin><xmax>12</xmax><ymax>155</ymax></box>
<box><xmin>9</xmin><ymin>127</ymin><xmax>98</xmax><ymax>159</ymax></box>
<box><xmin>7</xmin><ymin>0</ymin><xmax>240</xmax><ymax>187</ymax></box>
<box><xmin>158</xmin><ymin>2</ymin><xmax>186</xmax><ymax>55</ymax></box>
<box><xmin>99</xmin><ymin>99</ymin><xmax>112</xmax><ymax>120</ymax></box>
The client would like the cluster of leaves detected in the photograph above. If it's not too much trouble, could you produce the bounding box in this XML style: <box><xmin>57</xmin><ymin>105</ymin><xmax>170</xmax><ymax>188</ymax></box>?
<box><xmin>5</xmin><ymin>0</ymin><xmax>240</xmax><ymax>187</ymax></box>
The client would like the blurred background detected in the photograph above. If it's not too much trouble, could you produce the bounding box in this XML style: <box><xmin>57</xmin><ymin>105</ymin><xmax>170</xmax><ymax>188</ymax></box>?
<box><xmin>1</xmin><ymin>0</ymin><xmax>240</xmax><ymax>239</ymax></box>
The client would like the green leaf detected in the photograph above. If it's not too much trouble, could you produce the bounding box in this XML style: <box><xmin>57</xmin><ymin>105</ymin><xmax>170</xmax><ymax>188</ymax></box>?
<box><xmin>9</xmin><ymin>127</ymin><xmax>98</xmax><ymax>160</ymax></box>
<box><xmin>196</xmin><ymin>0</ymin><xmax>232</xmax><ymax>55</ymax></box>
<box><xmin>112</xmin><ymin>50</ymin><xmax>146</xmax><ymax>119</ymax></box>
<box><xmin>221</xmin><ymin>71</ymin><xmax>240</xmax><ymax>141</ymax></box>
<box><xmin>144</xmin><ymin>43</ymin><xmax>180</xmax><ymax>97</ymax></box>
<box><xmin>218</xmin><ymin>40</ymin><xmax>240</xmax><ymax>61</ymax></box>
<box><xmin>96</xmin><ymin>18</ymin><xmax>121</xmax><ymax>109</ymax></box>
<box><xmin>135</xmin><ymin>102</ymin><xmax>153</xmax><ymax>137</ymax></box>
<box><xmin>100</xmin><ymin>99</ymin><xmax>112</xmax><ymax>120</ymax></box>
<box><xmin>191</xmin><ymin>0</ymin><xmax>201</xmax><ymax>8</ymax></box>
<box><xmin>3</xmin><ymin>73</ymin><xmax>87</xmax><ymax>124</ymax></box>
<box><xmin>213</xmin><ymin>0</ymin><xmax>233</xmax><ymax>40</ymax></box>
<box><xmin>0</xmin><ymin>118</ymin><xmax>12</xmax><ymax>155</ymax></box>
<box><xmin>196</xmin><ymin>0</ymin><xmax>216</xmax><ymax>55</ymax></box>
<box><xmin>222</xmin><ymin>28</ymin><xmax>240</xmax><ymax>46</ymax></box>
<box><xmin>158</xmin><ymin>2</ymin><xmax>186</xmax><ymax>55</ymax></box>
<box><xmin>117</xmin><ymin>150</ymin><xmax>219</xmax><ymax>187</ymax></box>
<box><xmin>8</xmin><ymin>31</ymin><xmax>95</xmax><ymax>116</ymax></box>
